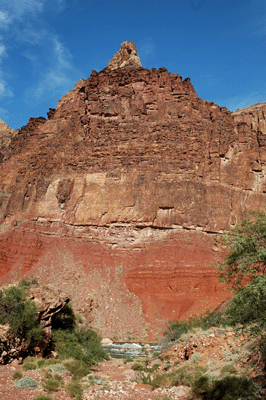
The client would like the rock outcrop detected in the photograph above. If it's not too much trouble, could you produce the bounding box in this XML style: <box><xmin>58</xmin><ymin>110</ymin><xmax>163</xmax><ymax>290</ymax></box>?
<box><xmin>0</xmin><ymin>42</ymin><xmax>265</xmax><ymax>340</ymax></box>
<box><xmin>108</xmin><ymin>41</ymin><xmax>142</xmax><ymax>70</ymax></box>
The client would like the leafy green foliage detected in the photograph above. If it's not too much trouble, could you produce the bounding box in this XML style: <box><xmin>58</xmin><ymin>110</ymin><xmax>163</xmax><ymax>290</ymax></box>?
<box><xmin>216</xmin><ymin>211</ymin><xmax>266</xmax><ymax>290</ymax></box>
<box><xmin>226</xmin><ymin>275</ymin><xmax>266</xmax><ymax>332</ymax></box>
<box><xmin>0</xmin><ymin>284</ymin><xmax>42</xmax><ymax>343</ymax></box>
<box><xmin>14</xmin><ymin>377</ymin><xmax>38</xmax><ymax>388</ymax></box>
<box><xmin>165</xmin><ymin>309</ymin><xmax>225</xmax><ymax>341</ymax></box>
<box><xmin>52</xmin><ymin>326</ymin><xmax>108</xmax><ymax>365</ymax></box>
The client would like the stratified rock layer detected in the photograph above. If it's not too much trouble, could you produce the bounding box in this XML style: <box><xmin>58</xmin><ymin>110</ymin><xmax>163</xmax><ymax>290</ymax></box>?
<box><xmin>0</xmin><ymin>59</ymin><xmax>266</xmax><ymax>340</ymax></box>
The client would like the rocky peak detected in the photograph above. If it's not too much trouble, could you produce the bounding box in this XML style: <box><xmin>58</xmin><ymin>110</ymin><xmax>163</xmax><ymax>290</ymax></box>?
<box><xmin>107</xmin><ymin>40</ymin><xmax>142</xmax><ymax>70</ymax></box>
<box><xmin>232</xmin><ymin>102</ymin><xmax>266</xmax><ymax>135</ymax></box>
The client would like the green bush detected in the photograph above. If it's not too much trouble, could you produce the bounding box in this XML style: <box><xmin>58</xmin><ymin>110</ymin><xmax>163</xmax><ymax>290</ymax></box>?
<box><xmin>226</xmin><ymin>275</ymin><xmax>266</xmax><ymax>333</ymax></box>
<box><xmin>215</xmin><ymin>211</ymin><xmax>266</xmax><ymax>290</ymax></box>
<box><xmin>63</xmin><ymin>359</ymin><xmax>91</xmax><ymax>380</ymax></box>
<box><xmin>201</xmin><ymin>375</ymin><xmax>255</xmax><ymax>400</ymax></box>
<box><xmin>14</xmin><ymin>377</ymin><xmax>38</xmax><ymax>388</ymax></box>
<box><xmin>0</xmin><ymin>284</ymin><xmax>42</xmax><ymax>343</ymax></box>
<box><xmin>52</xmin><ymin>326</ymin><xmax>108</xmax><ymax>365</ymax></box>
<box><xmin>32</xmin><ymin>396</ymin><xmax>53</xmax><ymax>400</ymax></box>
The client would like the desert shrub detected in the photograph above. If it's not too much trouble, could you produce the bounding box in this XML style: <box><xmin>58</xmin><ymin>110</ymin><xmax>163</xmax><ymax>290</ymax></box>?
<box><xmin>137</xmin><ymin>371</ymin><xmax>153</xmax><ymax>385</ymax></box>
<box><xmin>14</xmin><ymin>376</ymin><xmax>38</xmax><ymax>388</ymax></box>
<box><xmin>42</xmin><ymin>372</ymin><xmax>63</xmax><ymax>393</ymax></box>
<box><xmin>201</xmin><ymin>375</ymin><xmax>255</xmax><ymax>400</ymax></box>
<box><xmin>22</xmin><ymin>356</ymin><xmax>38</xmax><ymax>371</ymax></box>
<box><xmin>67</xmin><ymin>380</ymin><xmax>83</xmax><ymax>399</ymax></box>
<box><xmin>37</xmin><ymin>359</ymin><xmax>46</xmax><ymax>368</ymax></box>
<box><xmin>12</xmin><ymin>372</ymin><xmax>23</xmax><ymax>380</ymax></box>
<box><xmin>220</xmin><ymin>363</ymin><xmax>237</xmax><ymax>376</ymax></box>
<box><xmin>151</xmin><ymin>361</ymin><xmax>160</xmax><ymax>371</ymax></box>
<box><xmin>0</xmin><ymin>284</ymin><xmax>42</xmax><ymax>343</ymax></box>
<box><xmin>18</xmin><ymin>277</ymin><xmax>38</xmax><ymax>288</ymax></box>
<box><xmin>123</xmin><ymin>358</ymin><xmax>134</xmax><ymax>364</ymax></box>
<box><xmin>192</xmin><ymin>375</ymin><xmax>211</xmax><ymax>397</ymax></box>
<box><xmin>131</xmin><ymin>362</ymin><xmax>144</xmax><ymax>371</ymax></box>
<box><xmin>52</xmin><ymin>326</ymin><xmax>108</xmax><ymax>365</ymax></box>
<box><xmin>63</xmin><ymin>359</ymin><xmax>91</xmax><ymax>380</ymax></box>
<box><xmin>191</xmin><ymin>352</ymin><xmax>202</xmax><ymax>364</ymax></box>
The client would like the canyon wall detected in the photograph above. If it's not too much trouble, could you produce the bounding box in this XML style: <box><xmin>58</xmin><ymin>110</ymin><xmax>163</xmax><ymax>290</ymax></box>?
<box><xmin>0</xmin><ymin>43</ymin><xmax>265</xmax><ymax>340</ymax></box>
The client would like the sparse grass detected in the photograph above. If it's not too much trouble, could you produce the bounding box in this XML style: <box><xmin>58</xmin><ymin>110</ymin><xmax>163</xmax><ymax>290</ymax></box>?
<box><xmin>41</xmin><ymin>372</ymin><xmax>63</xmax><ymax>393</ymax></box>
<box><xmin>67</xmin><ymin>380</ymin><xmax>83</xmax><ymax>399</ymax></box>
<box><xmin>131</xmin><ymin>362</ymin><xmax>144</xmax><ymax>371</ymax></box>
<box><xmin>32</xmin><ymin>396</ymin><xmax>53</xmax><ymax>400</ymax></box>
<box><xmin>12</xmin><ymin>372</ymin><xmax>23</xmax><ymax>380</ymax></box>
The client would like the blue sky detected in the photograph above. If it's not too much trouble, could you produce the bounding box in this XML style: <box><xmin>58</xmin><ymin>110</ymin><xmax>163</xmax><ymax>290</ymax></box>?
<box><xmin>0</xmin><ymin>0</ymin><xmax>265</xmax><ymax>129</ymax></box>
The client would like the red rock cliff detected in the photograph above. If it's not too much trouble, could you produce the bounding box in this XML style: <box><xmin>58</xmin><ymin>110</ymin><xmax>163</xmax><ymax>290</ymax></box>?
<box><xmin>0</xmin><ymin>42</ymin><xmax>265</xmax><ymax>340</ymax></box>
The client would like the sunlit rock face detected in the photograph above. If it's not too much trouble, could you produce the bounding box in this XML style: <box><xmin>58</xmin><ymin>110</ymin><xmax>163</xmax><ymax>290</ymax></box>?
<box><xmin>0</xmin><ymin>42</ymin><xmax>265</xmax><ymax>340</ymax></box>
<box><xmin>108</xmin><ymin>41</ymin><xmax>142</xmax><ymax>70</ymax></box>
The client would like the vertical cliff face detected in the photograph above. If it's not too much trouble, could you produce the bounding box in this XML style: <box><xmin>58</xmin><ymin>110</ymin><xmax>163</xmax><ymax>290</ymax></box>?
<box><xmin>0</xmin><ymin>42</ymin><xmax>265</xmax><ymax>340</ymax></box>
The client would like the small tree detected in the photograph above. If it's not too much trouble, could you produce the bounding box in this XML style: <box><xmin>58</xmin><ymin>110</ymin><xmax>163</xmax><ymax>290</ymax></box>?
<box><xmin>0</xmin><ymin>284</ymin><xmax>42</xmax><ymax>343</ymax></box>
<box><xmin>216</xmin><ymin>211</ymin><xmax>266</xmax><ymax>290</ymax></box>
<box><xmin>216</xmin><ymin>212</ymin><xmax>266</xmax><ymax>370</ymax></box>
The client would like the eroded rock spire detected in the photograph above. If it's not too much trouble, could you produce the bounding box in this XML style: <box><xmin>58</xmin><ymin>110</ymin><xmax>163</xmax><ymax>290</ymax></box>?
<box><xmin>108</xmin><ymin>41</ymin><xmax>142</xmax><ymax>70</ymax></box>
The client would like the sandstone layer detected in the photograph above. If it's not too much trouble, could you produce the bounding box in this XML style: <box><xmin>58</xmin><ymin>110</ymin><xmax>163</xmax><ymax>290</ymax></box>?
<box><xmin>0</xmin><ymin>44</ymin><xmax>265</xmax><ymax>340</ymax></box>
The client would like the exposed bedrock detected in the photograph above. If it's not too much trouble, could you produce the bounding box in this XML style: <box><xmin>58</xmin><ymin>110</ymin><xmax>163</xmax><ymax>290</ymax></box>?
<box><xmin>0</xmin><ymin>222</ymin><xmax>229</xmax><ymax>341</ymax></box>
<box><xmin>0</xmin><ymin>43</ymin><xmax>266</xmax><ymax>339</ymax></box>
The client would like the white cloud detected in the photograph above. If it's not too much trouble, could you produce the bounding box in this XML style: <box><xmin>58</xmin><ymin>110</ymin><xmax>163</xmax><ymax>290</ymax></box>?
<box><xmin>26</xmin><ymin>36</ymin><xmax>80</xmax><ymax>103</ymax></box>
<box><xmin>0</xmin><ymin>39</ymin><xmax>13</xmax><ymax>98</ymax></box>
<box><xmin>219</xmin><ymin>92</ymin><xmax>266</xmax><ymax>112</ymax></box>
<box><xmin>0</xmin><ymin>106</ymin><xmax>8</xmax><ymax>120</ymax></box>
<box><xmin>0</xmin><ymin>0</ymin><xmax>79</xmax><ymax>105</ymax></box>
<box><xmin>138</xmin><ymin>38</ymin><xmax>155</xmax><ymax>66</ymax></box>
<box><xmin>0</xmin><ymin>78</ymin><xmax>13</xmax><ymax>98</ymax></box>
<box><xmin>0</xmin><ymin>11</ymin><xmax>11</xmax><ymax>28</ymax></box>
<box><xmin>0</xmin><ymin>0</ymin><xmax>45</xmax><ymax>23</ymax></box>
